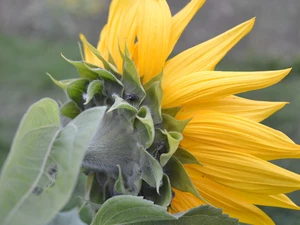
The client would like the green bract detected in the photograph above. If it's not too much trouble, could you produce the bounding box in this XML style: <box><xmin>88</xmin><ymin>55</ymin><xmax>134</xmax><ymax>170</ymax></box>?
<box><xmin>49</xmin><ymin>42</ymin><xmax>204</xmax><ymax>209</ymax></box>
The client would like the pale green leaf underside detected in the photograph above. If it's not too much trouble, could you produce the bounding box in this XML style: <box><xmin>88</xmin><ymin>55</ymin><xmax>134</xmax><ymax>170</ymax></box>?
<box><xmin>0</xmin><ymin>98</ymin><xmax>106</xmax><ymax>225</ymax></box>
<box><xmin>46</xmin><ymin>208</ymin><xmax>87</xmax><ymax>225</ymax></box>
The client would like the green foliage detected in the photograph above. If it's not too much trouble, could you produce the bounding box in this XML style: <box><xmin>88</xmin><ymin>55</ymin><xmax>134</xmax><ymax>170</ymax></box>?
<box><xmin>91</xmin><ymin>195</ymin><xmax>175</xmax><ymax>225</ymax></box>
<box><xmin>0</xmin><ymin>98</ymin><xmax>106</xmax><ymax>225</ymax></box>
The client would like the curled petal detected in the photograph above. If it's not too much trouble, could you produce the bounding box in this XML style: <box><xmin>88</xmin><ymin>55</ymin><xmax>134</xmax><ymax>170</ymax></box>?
<box><xmin>182</xmin><ymin>112</ymin><xmax>300</xmax><ymax>160</ymax></box>
<box><xmin>163</xmin><ymin>18</ymin><xmax>255</xmax><ymax>87</ymax></box>
<box><xmin>176</xmin><ymin>95</ymin><xmax>287</xmax><ymax>122</ymax></box>
<box><xmin>162</xmin><ymin>69</ymin><xmax>291</xmax><ymax>108</ymax></box>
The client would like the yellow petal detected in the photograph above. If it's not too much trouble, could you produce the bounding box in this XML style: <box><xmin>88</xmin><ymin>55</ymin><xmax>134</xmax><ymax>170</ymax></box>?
<box><xmin>104</xmin><ymin>0</ymin><xmax>139</xmax><ymax>72</ymax></box>
<box><xmin>96</xmin><ymin>24</ymin><xmax>108</xmax><ymax>62</ymax></box>
<box><xmin>162</xmin><ymin>69</ymin><xmax>291</xmax><ymax>108</ymax></box>
<box><xmin>186</xmin><ymin>167</ymin><xmax>299</xmax><ymax>210</ymax></box>
<box><xmin>135</xmin><ymin>0</ymin><xmax>172</xmax><ymax>83</ymax></box>
<box><xmin>181</xmin><ymin>112</ymin><xmax>300</xmax><ymax>160</ymax></box>
<box><xmin>172</xmin><ymin>187</ymin><xmax>275</xmax><ymax>225</ymax></box>
<box><xmin>163</xmin><ymin>18</ymin><xmax>255</xmax><ymax>87</ymax></box>
<box><xmin>184</xmin><ymin>149</ymin><xmax>300</xmax><ymax>195</ymax></box>
<box><xmin>79</xmin><ymin>34</ymin><xmax>101</xmax><ymax>66</ymax></box>
<box><xmin>168</xmin><ymin>0</ymin><xmax>206</xmax><ymax>55</ymax></box>
<box><xmin>176</xmin><ymin>95</ymin><xmax>287</xmax><ymax>122</ymax></box>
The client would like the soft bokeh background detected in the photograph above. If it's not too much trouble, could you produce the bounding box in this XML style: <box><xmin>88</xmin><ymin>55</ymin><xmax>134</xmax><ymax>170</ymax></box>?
<box><xmin>0</xmin><ymin>0</ymin><xmax>300</xmax><ymax>224</ymax></box>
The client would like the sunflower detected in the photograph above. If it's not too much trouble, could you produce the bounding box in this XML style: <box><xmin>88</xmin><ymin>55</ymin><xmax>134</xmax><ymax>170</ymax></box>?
<box><xmin>77</xmin><ymin>0</ymin><xmax>300</xmax><ymax>224</ymax></box>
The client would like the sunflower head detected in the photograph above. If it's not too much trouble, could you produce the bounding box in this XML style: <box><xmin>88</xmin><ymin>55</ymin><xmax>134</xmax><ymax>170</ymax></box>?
<box><xmin>49</xmin><ymin>0</ymin><xmax>300</xmax><ymax>224</ymax></box>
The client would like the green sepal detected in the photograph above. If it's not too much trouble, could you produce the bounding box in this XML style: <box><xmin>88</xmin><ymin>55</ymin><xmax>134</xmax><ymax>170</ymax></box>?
<box><xmin>108</xmin><ymin>94</ymin><xmax>138</xmax><ymax>115</ymax></box>
<box><xmin>122</xmin><ymin>46</ymin><xmax>146</xmax><ymax>106</ymax></box>
<box><xmin>142</xmin><ymin>81</ymin><xmax>163</xmax><ymax>124</ymax></box>
<box><xmin>47</xmin><ymin>73</ymin><xmax>76</xmax><ymax>91</ymax></box>
<box><xmin>159</xmin><ymin>130</ymin><xmax>183</xmax><ymax>167</ymax></box>
<box><xmin>61</xmin><ymin>54</ymin><xmax>98</xmax><ymax>80</ymax></box>
<box><xmin>66</xmin><ymin>79</ymin><xmax>89</xmax><ymax>107</ymax></box>
<box><xmin>60</xmin><ymin>101</ymin><xmax>82</xmax><ymax>119</ymax></box>
<box><xmin>84</xmin><ymin>65</ymin><xmax>123</xmax><ymax>97</ymax></box>
<box><xmin>141</xmin><ymin>174</ymin><xmax>172</xmax><ymax>208</ymax></box>
<box><xmin>84</xmin><ymin>80</ymin><xmax>103</xmax><ymax>105</ymax></box>
<box><xmin>173</xmin><ymin>148</ymin><xmax>201</xmax><ymax>165</ymax></box>
<box><xmin>91</xmin><ymin>195</ymin><xmax>175</xmax><ymax>225</ymax></box>
<box><xmin>161</xmin><ymin>107</ymin><xmax>182</xmax><ymax>117</ymax></box>
<box><xmin>139</xmin><ymin>144</ymin><xmax>163</xmax><ymax>193</ymax></box>
<box><xmin>143</xmin><ymin>71</ymin><xmax>163</xmax><ymax>90</ymax></box>
<box><xmin>164</xmin><ymin>157</ymin><xmax>203</xmax><ymax>201</ymax></box>
<box><xmin>134</xmin><ymin>106</ymin><xmax>155</xmax><ymax>148</ymax></box>
<box><xmin>80</xmin><ymin>39</ymin><xmax>120</xmax><ymax>76</ymax></box>
<box><xmin>162</xmin><ymin>113</ymin><xmax>190</xmax><ymax>133</ymax></box>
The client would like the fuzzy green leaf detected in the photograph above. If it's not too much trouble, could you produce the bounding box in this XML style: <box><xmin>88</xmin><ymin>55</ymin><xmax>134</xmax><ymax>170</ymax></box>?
<box><xmin>61</xmin><ymin>54</ymin><xmax>98</xmax><ymax>79</ymax></box>
<box><xmin>0</xmin><ymin>100</ymin><xmax>106</xmax><ymax>225</ymax></box>
<box><xmin>164</xmin><ymin>157</ymin><xmax>203</xmax><ymax>200</ymax></box>
<box><xmin>60</xmin><ymin>101</ymin><xmax>82</xmax><ymax>119</ymax></box>
<box><xmin>91</xmin><ymin>195</ymin><xmax>175</xmax><ymax>225</ymax></box>
<box><xmin>132</xmin><ymin>204</ymin><xmax>239</xmax><ymax>225</ymax></box>
<box><xmin>84</xmin><ymin>80</ymin><xmax>103</xmax><ymax>105</ymax></box>
<box><xmin>66</xmin><ymin>79</ymin><xmax>89</xmax><ymax>107</ymax></box>
<box><xmin>46</xmin><ymin>208</ymin><xmax>87</xmax><ymax>225</ymax></box>
<box><xmin>143</xmin><ymin>72</ymin><xmax>163</xmax><ymax>90</ymax></box>
<box><xmin>47</xmin><ymin>73</ymin><xmax>77</xmax><ymax>91</ymax></box>
<box><xmin>108</xmin><ymin>94</ymin><xmax>138</xmax><ymax>115</ymax></box>
<box><xmin>173</xmin><ymin>148</ymin><xmax>201</xmax><ymax>165</ymax></box>
<box><xmin>81</xmin><ymin>39</ymin><xmax>120</xmax><ymax>76</ymax></box>
<box><xmin>84</xmin><ymin>66</ymin><xmax>123</xmax><ymax>97</ymax></box>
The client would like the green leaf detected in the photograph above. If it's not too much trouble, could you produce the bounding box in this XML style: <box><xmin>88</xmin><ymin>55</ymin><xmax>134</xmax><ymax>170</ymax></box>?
<box><xmin>91</xmin><ymin>195</ymin><xmax>175</xmax><ymax>225</ymax></box>
<box><xmin>47</xmin><ymin>73</ymin><xmax>77</xmax><ymax>91</ymax></box>
<box><xmin>114</xmin><ymin>165</ymin><xmax>134</xmax><ymax>195</ymax></box>
<box><xmin>46</xmin><ymin>208</ymin><xmax>87</xmax><ymax>225</ymax></box>
<box><xmin>61</xmin><ymin>54</ymin><xmax>98</xmax><ymax>80</ymax></box>
<box><xmin>60</xmin><ymin>101</ymin><xmax>82</xmax><ymax>119</ymax></box>
<box><xmin>164</xmin><ymin>157</ymin><xmax>203</xmax><ymax>200</ymax></box>
<box><xmin>81</xmin><ymin>39</ymin><xmax>120</xmax><ymax>76</ymax></box>
<box><xmin>173</xmin><ymin>148</ymin><xmax>201</xmax><ymax>165</ymax></box>
<box><xmin>162</xmin><ymin>113</ymin><xmax>190</xmax><ymax>133</ymax></box>
<box><xmin>159</xmin><ymin>130</ymin><xmax>183</xmax><ymax>167</ymax></box>
<box><xmin>84</xmin><ymin>65</ymin><xmax>124</xmax><ymax>97</ymax></box>
<box><xmin>161</xmin><ymin>107</ymin><xmax>182</xmax><ymax>117</ymax></box>
<box><xmin>108</xmin><ymin>94</ymin><xmax>138</xmax><ymax>114</ymax></box>
<box><xmin>142</xmin><ymin>81</ymin><xmax>163</xmax><ymax>124</ymax></box>
<box><xmin>143</xmin><ymin>72</ymin><xmax>163</xmax><ymax>90</ymax></box>
<box><xmin>122</xmin><ymin>47</ymin><xmax>146</xmax><ymax>106</ymax></box>
<box><xmin>0</xmin><ymin>98</ymin><xmax>60</xmax><ymax>224</ymax></box>
<box><xmin>66</xmin><ymin>79</ymin><xmax>89</xmax><ymax>107</ymax></box>
<box><xmin>0</xmin><ymin>99</ymin><xmax>106</xmax><ymax>225</ymax></box>
<box><xmin>132</xmin><ymin>204</ymin><xmax>239</xmax><ymax>225</ymax></box>
<box><xmin>84</xmin><ymin>80</ymin><xmax>103</xmax><ymax>105</ymax></box>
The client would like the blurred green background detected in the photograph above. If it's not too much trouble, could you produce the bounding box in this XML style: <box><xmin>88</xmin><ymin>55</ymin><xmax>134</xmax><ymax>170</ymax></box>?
<box><xmin>0</xmin><ymin>0</ymin><xmax>299</xmax><ymax>224</ymax></box>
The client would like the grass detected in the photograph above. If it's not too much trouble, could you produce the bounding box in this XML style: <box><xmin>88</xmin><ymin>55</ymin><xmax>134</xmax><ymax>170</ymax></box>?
<box><xmin>1</xmin><ymin>34</ymin><xmax>300</xmax><ymax>224</ymax></box>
